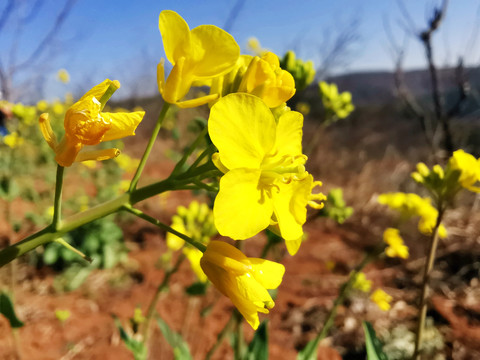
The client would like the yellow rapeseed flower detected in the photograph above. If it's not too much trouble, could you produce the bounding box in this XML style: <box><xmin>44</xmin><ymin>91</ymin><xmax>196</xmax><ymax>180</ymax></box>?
<box><xmin>370</xmin><ymin>289</ymin><xmax>393</xmax><ymax>311</ymax></box>
<box><xmin>237</xmin><ymin>52</ymin><xmax>296</xmax><ymax>108</ymax></box>
<box><xmin>37</xmin><ymin>100</ymin><xmax>49</xmax><ymax>112</ymax></box>
<box><xmin>167</xmin><ymin>201</ymin><xmax>217</xmax><ymax>282</ymax></box>
<box><xmin>39</xmin><ymin>79</ymin><xmax>145</xmax><ymax>167</ymax></box>
<box><xmin>319</xmin><ymin>81</ymin><xmax>354</xmax><ymax>119</ymax></box>
<box><xmin>3</xmin><ymin>132</ymin><xmax>24</xmax><ymax>148</ymax></box>
<box><xmin>57</xmin><ymin>69</ymin><xmax>70</xmax><ymax>84</ymax></box>
<box><xmin>448</xmin><ymin>149</ymin><xmax>480</xmax><ymax>193</ymax></box>
<box><xmin>378</xmin><ymin>193</ymin><xmax>447</xmax><ymax>238</ymax></box>
<box><xmin>352</xmin><ymin>272</ymin><xmax>372</xmax><ymax>293</ymax></box>
<box><xmin>383</xmin><ymin>228</ymin><xmax>409</xmax><ymax>259</ymax></box>
<box><xmin>157</xmin><ymin>10</ymin><xmax>240</xmax><ymax>108</ymax></box>
<box><xmin>200</xmin><ymin>240</ymin><xmax>285</xmax><ymax>329</ymax></box>
<box><xmin>208</xmin><ymin>93</ymin><xmax>325</xmax><ymax>255</ymax></box>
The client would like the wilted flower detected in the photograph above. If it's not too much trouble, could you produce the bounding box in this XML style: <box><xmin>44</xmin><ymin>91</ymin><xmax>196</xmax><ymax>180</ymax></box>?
<box><xmin>39</xmin><ymin>79</ymin><xmax>144</xmax><ymax>167</ymax></box>
<box><xmin>200</xmin><ymin>241</ymin><xmax>285</xmax><ymax>329</ymax></box>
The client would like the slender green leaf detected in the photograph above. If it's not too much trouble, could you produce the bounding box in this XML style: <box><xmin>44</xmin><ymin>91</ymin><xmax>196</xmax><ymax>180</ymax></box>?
<box><xmin>156</xmin><ymin>316</ymin><xmax>193</xmax><ymax>360</ymax></box>
<box><xmin>113</xmin><ymin>316</ymin><xmax>147</xmax><ymax>360</ymax></box>
<box><xmin>0</xmin><ymin>292</ymin><xmax>24</xmax><ymax>328</ymax></box>
<box><xmin>363</xmin><ymin>321</ymin><xmax>388</xmax><ymax>360</ymax></box>
<box><xmin>296</xmin><ymin>336</ymin><xmax>319</xmax><ymax>360</ymax></box>
<box><xmin>244</xmin><ymin>321</ymin><xmax>268</xmax><ymax>360</ymax></box>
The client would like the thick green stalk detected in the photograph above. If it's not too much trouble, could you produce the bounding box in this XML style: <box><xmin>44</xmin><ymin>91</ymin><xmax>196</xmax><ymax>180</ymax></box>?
<box><xmin>413</xmin><ymin>208</ymin><xmax>445</xmax><ymax>360</ymax></box>
<box><xmin>129</xmin><ymin>102</ymin><xmax>171</xmax><ymax>191</ymax></box>
<box><xmin>52</xmin><ymin>165</ymin><xmax>64</xmax><ymax>230</ymax></box>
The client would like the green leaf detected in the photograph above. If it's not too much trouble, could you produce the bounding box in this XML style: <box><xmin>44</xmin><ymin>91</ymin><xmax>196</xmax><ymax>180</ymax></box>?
<box><xmin>244</xmin><ymin>321</ymin><xmax>268</xmax><ymax>360</ymax></box>
<box><xmin>185</xmin><ymin>281</ymin><xmax>208</xmax><ymax>296</ymax></box>
<box><xmin>156</xmin><ymin>316</ymin><xmax>193</xmax><ymax>360</ymax></box>
<box><xmin>363</xmin><ymin>321</ymin><xmax>388</xmax><ymax>360</ymax></box>
<box><xmin>0</xmin><ymin>292</ymin><xmax>24</xmax><ymax>328</ymax></box>
<box><xmin>113</xmin><ymin>316</ymin><xmax>147</xmax><ymax>360</ymax></box>
<box><xmin>296</xmin><ymin>336</ymin><xmax>319</xmax><ymax>360</ymax></box>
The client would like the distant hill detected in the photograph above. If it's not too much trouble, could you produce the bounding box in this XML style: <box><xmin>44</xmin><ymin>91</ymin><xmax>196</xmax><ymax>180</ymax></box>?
<box><xmin>325</xmin><ymin>66</ymin><xmax>480</xmax><ymax>107</ymax></box>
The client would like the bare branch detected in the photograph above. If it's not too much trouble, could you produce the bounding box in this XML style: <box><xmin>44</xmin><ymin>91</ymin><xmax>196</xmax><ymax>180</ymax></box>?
<box><xmin>14</xmin><ymin>0</ymin><xmax>78</xmax><ymax>72</ymax></box>
<box><xmin>0</xmin><ymin>0</ymin><xmax>14</xmax><ymax>34</ymax></box>
<box><xmin>223</xmin><ymin>0</ymin><xmax>245</xmax><ymax>33</ymax></box>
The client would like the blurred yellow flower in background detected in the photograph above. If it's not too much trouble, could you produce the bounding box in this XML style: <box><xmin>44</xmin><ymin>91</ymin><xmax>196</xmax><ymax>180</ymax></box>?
<box><xmin>3</xmin><ymin>132</ymin><xmax>24</xmax><ymax>148</ymax></box>
<box><xmin>370</xmin><ymin>289</ymin><xmax>393</xmax><ymax>311</ymax></box>
<box><xmin>57</xmin><ymin>69</ymin><xmax>70</xmax><ymax>84</ymax></box>
<box><xmin>383</xmin><ymin>228</ymin><xmax>409</xmax><ymax>259</ymax></box>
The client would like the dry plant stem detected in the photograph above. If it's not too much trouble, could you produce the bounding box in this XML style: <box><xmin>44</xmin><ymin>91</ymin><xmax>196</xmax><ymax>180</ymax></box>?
<box><xmin>142</xmin><ymin>253</ymin><xmax>185</xmax><ymax>350</ymax></box>
<box><xmin>302</xmin><ymin>248</ymin><xmax>379</xmax><ymax>358</ymax></box>
<box><xmin>129</xmin><ymin>102</ymin><xmax>171</xmax><ymax>191</ymax></box>
<box><xmin>413</xmin><ymin>209</ymin><xmax>445</xmax><ymax>360</ymax></box>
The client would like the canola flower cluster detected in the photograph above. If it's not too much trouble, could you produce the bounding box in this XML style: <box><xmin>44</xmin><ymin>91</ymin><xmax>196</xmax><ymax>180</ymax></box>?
<box><xmin>29</xmin><ymin>10</ymin><xmax>325</xmax><ymax>330</ymax></box>
<box><xmin>166</xmin><ymin>201</ymin><xmax>217</xmax><ymax>282</ymax></box>
<box><xmin>28</xmin><ymin>8</ymin><xmax>479</xmax><ymax>332</ymax></box>
<box><xmin>319</xmin><ymin>81</ymin><xmax>355</xmax><ymax>120</ymax></box>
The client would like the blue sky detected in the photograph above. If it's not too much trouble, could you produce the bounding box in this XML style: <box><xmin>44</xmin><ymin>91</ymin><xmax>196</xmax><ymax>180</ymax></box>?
<box><xmin>1</xmin><ymin>0</ymin><xmax>479</xmax><ymax>101</ymax></box>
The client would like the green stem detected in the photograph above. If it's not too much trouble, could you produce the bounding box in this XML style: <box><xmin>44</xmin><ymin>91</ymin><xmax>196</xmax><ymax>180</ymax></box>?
<box><xmin>142</xmin><ymin>253</ymin><xmax>185</xmax><ymax>349</ymax></box>
<box><xmin>413</xmin><ymin>208</ymin><xmax>445</xmax><ymax>360</ymax></box>
<box><xmin>54</xmin><ymin>238</ymin><xmax>92</xmax><ymax>263</ymax></box>
<box><xmin>123</xmin><ymin>206</ymin><xmax>207</xmax><ymax>252</ymax></box>
<box><xmin>52</xmin><ymin>165</ymin><xmax>64</xmax><ymax>230</ymax></box>
<box><xmin>233</xmin><ymin>309</ymin><xmax>245</xmax><ymax>360</ymax></box>
<box><xmin>129</xmin><ymin>102</ymin><xmax>171</xmax><ymax>191</ymax></box>
<box><xmin>0</xmin><ymin>142</ymin><xmax>217</xmax><ymax>267</ymax></box>
<box><xmin>171</xmin><ymin>126</ymin><xmax>208</xmax><ymax>176</ymax></box>
<box><xmin>301</xmin><ymin>248</ymin><xmax>380</xmax><ymax>358</ymax></box>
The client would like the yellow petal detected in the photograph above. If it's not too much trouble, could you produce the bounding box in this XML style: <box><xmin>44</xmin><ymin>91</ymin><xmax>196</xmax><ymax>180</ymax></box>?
<box><xmin>183</xmin><ymin>247</ymin><xmax>207</xmax><ymax>282</ymax></box>
<box><xmin>38</xmin><ymin>113</ymin><xmax>58</xmax><ymax>150</ymax></box>
<box><xmin>285</xmin><ymin>238</ymin><xmax>302</xmax><ymax>256</ymax></box>
<box><xmin>162</xmin><ymin>56</ymin><xmax>194</xmax><ymax>104</ymax></box>
<box><xmin>101</xmin><ymin>111</ymin><xmax>144</xmax><ymax>141</ymax></box>
<box><xmin>190</xmin><ymin>25</ymin><xmax>240</xmax><ymax>77</ymax></box>
<box><xmin>79</xmin><ymin>79</ymin><xmax>120</xmax><ymax>102</ymax></box>
<box><xmin>75</xmin><ymin>148</ymin><xmax>120</xmax><ymax>162</ymax></box>
<box><xmin>273</xmin><ymin>110</ymin><xmax>304</xmax><ymax>159</ymax></box>
<box><xmin>208</xmin><ymin>93</ymin><xmax>276</xmax><ymax>169</ymax></box>
<box><xmin>248</xmin><ymin>258</ymin><xmax>285</xmax><ymax>289</ymax></box>
<box><xmin>159</xmin><ymin>10</ymin><xmax>191</xmax><ymax>64</ymax></box>
<box><xmin>157</xmin><ymin>59</ymin><xmax>165</xmax><ymax>94</ymax></box>
<box><xmin>271</xmin><ymin>175</ymin><xmax>313</xmax><ymax>241</ymax></box>
<box><xmin>175</xmin><ymin>93</ymin><xmax>219</xmax><ymax>109</ymax></box>
<box><xmin>214</xmin><ymin>169</ymin><xmax>273</xmax><ymax>239</ymax></box>
<box><xmin>54</xmin><ymin>138</ymin><xmax>83</xmax><ymax>167</ymax></box>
